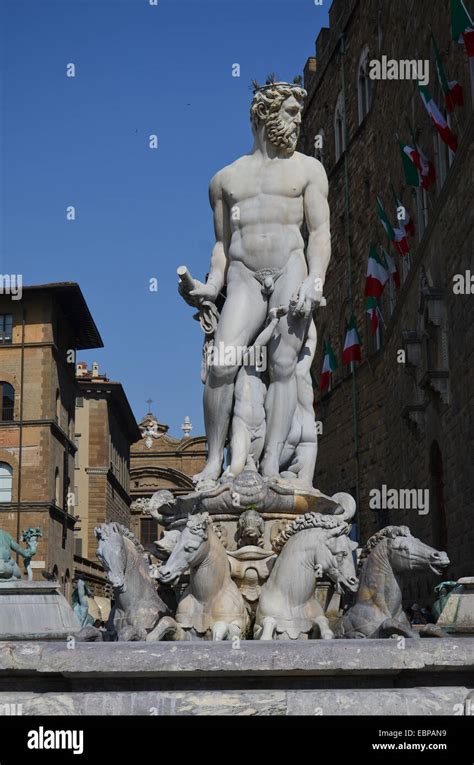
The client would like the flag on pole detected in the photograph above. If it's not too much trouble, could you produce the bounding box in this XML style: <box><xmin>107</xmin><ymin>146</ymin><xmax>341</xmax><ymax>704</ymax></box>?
<box><xmin>366</xmin><ymin>296</ymin><xmax>380</xmax><ymax>336</ymax></box>
<box><xmin>432</xmin><ymin>34</ymin><xmax>464</xmax><ymax>112</ymax></box>
<box><xmin>415</xmin><ymin>143</ymin><xmax>437</xmax><ymax>188</ymax></box>
<box><xmin>393</xmin><ymin>227</ymin><xmax>410</xmax><ymax>257</ymax></box>
<box><xmin>365</xmin><ymin>245</ymin><xmax>389</xmax><ymax>299</ymax></box>
<box><xmin>382</xmin><ymin>249</ymin><xmax>400</xmax><ymax>289</ymax></box>
<box><xmin>320</xmin><ymin>341</ymin><xmax>338</xmax><ymax>392</ymax></box>
<box><xmin>399</xmin><ymin>141</ymin><xmax>436</xmax><ymax>189</ymax></box>
<box><xmin>393</xmin><ymin>191</ymin><xmax>415</xmax><ymax>237</ymax></box>
<box><xmin>451</xmin><ymin>0</ymin><xmax>474</xmax><ymax>57</ymax></box>
<box><xmin>376</xmin><ymin>196</ymin><xmax>396</xmax><ymax>242</ymax></box>
<box><xmin>342</xmin><ymin>316</ymin><xmax>362</xmax><ymax>366</ymax></box>
<box><xmin>399</xmin><ymin>141</ymin><xmax>422</xmax><ymax>187</ymax></box>
<box><xmin>418</xmin><ymin>83</ymin><xmax>458</xmax><ymax>152</ymax></box>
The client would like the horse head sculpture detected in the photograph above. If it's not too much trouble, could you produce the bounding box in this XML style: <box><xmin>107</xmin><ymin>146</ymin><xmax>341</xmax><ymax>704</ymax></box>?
<box><xmin>152</xmin><ymin>513</ymin><xmax>249</xmax><ymax>641</ymax></box>
<box><xmin>94</xmin><ymin>522</ymin><xmax>171</xmax><ymax>641</ymax></box>
<box><xmin>95</xmin><ymin>523</ymin><xmax>129</xmax><ymax>593</ymax></box>
<box><xmin>339</xmin><ymin>525</ymin><xmax>450</xmax><ymax>639</ymax></box>
<box><xmin>158</xmin><ymin>514</ymin><xmax>210</xmax><ymax>586</ymax></box>
<box><xmin>255</xmin><ymin>509</ymin><xmax>359</xmax><ymax>640</ymax></box>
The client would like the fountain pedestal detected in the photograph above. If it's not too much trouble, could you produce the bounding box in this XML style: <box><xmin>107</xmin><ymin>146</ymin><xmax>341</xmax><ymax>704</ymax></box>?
<box><xmin>0</xmin><ymin>580</ymin><xmax>80</xmax><ymax>640</ymax></box>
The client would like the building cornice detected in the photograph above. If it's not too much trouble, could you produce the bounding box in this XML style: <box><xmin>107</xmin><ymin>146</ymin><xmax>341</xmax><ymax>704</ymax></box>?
<box><xmin>0</xmin><ymin>419</ymin><xmax>76</xmax><ymax>452</ymax></box>
<box><xmin>0</xmin><ymin>502</ymin><xmax>77</xmax><ymax>523</ymax></box>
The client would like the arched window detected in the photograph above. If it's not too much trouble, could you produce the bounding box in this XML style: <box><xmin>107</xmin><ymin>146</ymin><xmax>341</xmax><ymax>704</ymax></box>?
<box><xmin>424</xmin><ymin>308</ymin><xmax>440</xmax><ymax>370</ymax></box>
<box><xmin>65</xmin><ymin>478</ymin><xmax>71</xmax><ymax>513</ymax></box>
<box><xmin>430</xmin><ymin>441</ymin><xmax>448</xmax><ymax>552</ymax></box>
<box><xmin>0</xmin><ymin>463</ymin><xmax>13</xmax><ymax>502</ymax></box>
<box><xmin>54</xmin><ymin>467</ymin><xmax>61</xmax><ymax>506</ymax></box>
<box><xmin>0</xmin><ymin>314</ymin><xmax>12</xmax><ymax>345</ymax></box>
<box><xmin>55</xmin><ymin>389</ymin><xmax>60</xmax><ymax>423</ymax></box>
<box><xmin>357</xmin><ymin>47</ymin><xmax>372</xmax><ymax>124</ymax></box>
<box><xmin>314</xmin><ymin>127</ymin><xmax>325</xmax><ymax>165</ymax></box>
<box><xmin>0</xmin><ymin>382</ymin><xmax>14</xmax><ymax>421</ymax></box>
<box><xmin>140</xmin><ymin>518</ymin><xmax>158</xmax><ymax>552</ymax></box>
<box><xmin>68</xmin><ymin>406</ymin><xmax>74</xmax><ymax>440</ymax></box>
<box><xmin>334</xmin><ymin>93</ymin><xmax>346</xmax><ymax>162</ymax></box>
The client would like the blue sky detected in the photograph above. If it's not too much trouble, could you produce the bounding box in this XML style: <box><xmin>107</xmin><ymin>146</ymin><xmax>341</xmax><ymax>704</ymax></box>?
<box><xmin>1</xmin><ymin>0</ymin><xmax>328</xmax><ymax>437</ymax></box>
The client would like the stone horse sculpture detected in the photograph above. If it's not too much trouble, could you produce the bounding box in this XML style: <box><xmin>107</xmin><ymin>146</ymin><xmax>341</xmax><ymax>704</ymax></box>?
<box><xmin>254</xmin><ymin>505</ymin><xmax>359</xmax><ymax>640</ymax></box>
<box><xmin>150</xmin><ymin>513</ymin><xmax>249</xmax><ymax>641</ymax></box>
<box><xmin>338</xmin><ymin>525</ymin><xmax>450</xmax><ymax>638</ymax></box>
<box><xmin>95</xmin><ymin>522</ymin><xmax>171</xmax><ymax>641</ymax></box>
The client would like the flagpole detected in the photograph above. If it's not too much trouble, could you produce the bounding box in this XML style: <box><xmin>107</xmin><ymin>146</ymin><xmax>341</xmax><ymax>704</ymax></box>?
<box><xmin>447</xmin><ymin>102</ymin><xmax>462</xmax><ymax>135</ymax></box>
<box><xmin>340</xmin><ymin>31</ymin><xmax>361</xmax><ymax>522</ymax></box>
<box><xmin>406</xmin><ymin>118</ymin><xmax>435</xmax><ymax>220</ymax></box>
<box><xmin>431</xmin><ymin>28</ymin><xmax>463</xmax><ymax>135</ymax></box>
<box><xmin>377</xmin><ymin>305</ymin><xmax>387</xmax><ymax>330</ymax></box>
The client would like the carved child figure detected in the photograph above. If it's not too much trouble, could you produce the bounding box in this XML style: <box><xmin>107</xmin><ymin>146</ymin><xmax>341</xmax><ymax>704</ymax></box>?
<box><xmin>224</xmin><ymin>306</ymin><xmax>287</xmax><ymax>478</ymax></box>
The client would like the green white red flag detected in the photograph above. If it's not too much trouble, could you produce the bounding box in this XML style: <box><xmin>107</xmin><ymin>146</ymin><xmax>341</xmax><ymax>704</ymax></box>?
<box><xmin>432</xmin><ymin>34</ymin><xmax>464</xmax><ymax>112</ymax></box>
<box><xmin>342</xmin><ymin>316</ymin><xmax>362</xmax><ymax>366</ymax></box>
<box><xmin>451</xmin><ymin>0</ymin><xmax>474</xmax><ymax>57</ymax></box>
<box><xmin>320</xmin><ymin>341</ymin><xmax>338</xmax><ymax>392</ymax></box>
<box><xmin>382</xmin><ymin>249</ymin><xmax>400</xmax><ymax>289</ymax></box>
<box><xmin>394</xmin><ymin>227</ymin><xmax>410</xmax><ymax>257</ymax></box>
<box><xmin>415</xmin><ymin>144</ymin><xmax>437</xmax><ymax>188</ymax></box>
<box><xmin>394</xmin><ymin>196</ymin><xmax>415</xmax><ymax>237</ymax></box>
<box><xmin>418</xmin><ymin>83</ymin><xmax>458</xmax><ymax>152</ymax></box>
<box><xmin>377</xmin><ymin>195</ymin><xmax>409</xmax><ymax>256</ymax></box>
<box><xmin>376</xmin><ymin>196</ymin><xmax>396</xmax><ymax>242</ymax></box>
<box><xmin>399</xmin><ymin>141</ymin><xmax>436</xmax><ymax>189</ymax></box>
<box><xmin>399</xmin><ymin>142</ymin><xmax>422</xmax><ymax>187</ymax></box>
<box><xmin>365</xmin><ymin>245</ymin><xmax>389</xmax><ymax>299</ymax></box>
<box><xmin>366</xmin><ymin>296</ymin><xmax>380</xmax><ymax>336</ymax></box>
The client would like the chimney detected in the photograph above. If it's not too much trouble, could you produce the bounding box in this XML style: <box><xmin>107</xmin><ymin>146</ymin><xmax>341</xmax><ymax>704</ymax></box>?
<box><xmin>92</xmin><ymin>362</ymin><xmax>99</xmax><ymax>378</ymax></box>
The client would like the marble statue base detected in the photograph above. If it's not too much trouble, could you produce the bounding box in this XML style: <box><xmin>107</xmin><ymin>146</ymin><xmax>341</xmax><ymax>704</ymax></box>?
<box><xmin>0</xmin><ymin>581</ymin><xmax>80</xmax><ymax>640</ymax></box>
<box><xmin>437</xmin><ymin>578</ymin><xmax>474</xmax><ymax>634</ymax></box>
<box><xmin>147</xmin><ymin>474</ymin><xmax>358</xmax><ymax>629</ymax></box>
<box><xmin>162</xmin><ymin>471</ymin><xmax>344</xmax><ymax>526</ymax></box>
<box><xmin>0</xmin><ymin>639</ymin><xmax>472</xmax><ymax>715</ymax></box>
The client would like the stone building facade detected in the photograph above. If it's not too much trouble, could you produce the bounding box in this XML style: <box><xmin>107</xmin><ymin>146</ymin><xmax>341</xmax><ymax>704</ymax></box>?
<box><xmin>301</xmin><ymin>0</ymin><xmax>474</xmax><ymax>604</ymax></box>
<box><xmin>73</xmin><ymin>361</ymin><xmax>141</xmax><ymax>594</ymax></box>
<box><xmin>0</xmin><ymin>283</ymin><xmax>103</xmax><ymax>598</ymax></box>
<box><xmin>130</xmin><ymin>413</ymin><xmax>207</xmax><ymax>550</ymax></box>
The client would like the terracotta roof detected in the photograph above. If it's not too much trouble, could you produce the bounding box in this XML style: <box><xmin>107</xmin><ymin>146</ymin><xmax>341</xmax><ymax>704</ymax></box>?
<box><xmin>77</xmin><ymin>378</ymin><xmax>141</xmax><ymax>442</ymax></box>
<box><xmin>23</xmin><ymin>282</ymin><xmax>103</xmax><ymax>350</ymax></box>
